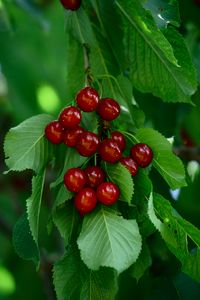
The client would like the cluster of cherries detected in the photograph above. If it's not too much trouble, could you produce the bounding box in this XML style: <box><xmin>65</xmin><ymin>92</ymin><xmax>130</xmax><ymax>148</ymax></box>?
<box><xmin>45</xmin><ymin>86</ymin><xmax>153</xmax><ymax>215</ymax></box>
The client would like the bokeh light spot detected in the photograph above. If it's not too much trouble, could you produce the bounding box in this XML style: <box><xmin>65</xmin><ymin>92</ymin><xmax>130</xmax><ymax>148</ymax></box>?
<box><xmin>37</xmin><ymin>84</ymin><xmax>60</xmax><ymax>113</ymax></box>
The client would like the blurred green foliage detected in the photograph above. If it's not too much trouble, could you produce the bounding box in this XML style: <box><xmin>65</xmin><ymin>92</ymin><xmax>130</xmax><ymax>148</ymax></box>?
<box><xmin>1</xmin><ymin>0</ymin><xmax>200</xmax><ymax>299</ymax></box>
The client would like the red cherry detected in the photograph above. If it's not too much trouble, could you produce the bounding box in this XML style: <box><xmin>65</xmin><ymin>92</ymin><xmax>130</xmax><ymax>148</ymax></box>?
<box><xmin>120</xmin><ymin>157</ymin><xmax>139</xmax><ymax>176</ymax></box>
<box><xmin>63</xmin><ymin>126</ymin><xmax>84</xmax><ymax>147</ymax></box>
<box><xmin>60</xmin><ymin>0</ymin><xmax>81</xmax><ymax>10</ymax></box>
<box><xmin>130</xmin><ymin>143</ymin><xmax>153</xmax><ymax>168</ymax></box>
<box><xmin>59</xmin><ymin>106</ymin><xmax>81</xmax><ymax>129</ymax></box>
<box><xmin>74</xmin><ymin>188</ymin><xmax>97</xmax><ymax>215</ymax></box>
<box><xmin>64</xmin><ymin>168</ymin><xmax>86</xmax><ymax>193</ymax></box>
<box><xmin>111</xmin><ymin>131</ymin><xmax>126</xmax><ymax>151</ymax></box>
<box><xmin>76</xmin><ymin>87</ymin><xmax>100</xmax><ymax>112</ymax></box>
<box><xmin>99</xmin><ymin>138</ymin><xmax>122</xmax><ymax>163</ymax></box>
<box><xmin>85</xmin><ymin>166</ymin><xmax>105</xmax><ymax>189</ymax></box>
<box><xmin>97</xmin><ymin>98</ymin><xmax>120</xmax><ymax>121</ymax></box>
<box><xmin>76</xmin><ymin>131</ymin><xmax>100</xmax><ymax>157</ymax></box>
<box><xmin>96</xmin><ymin>182</ymin><xmax>120</xmax><ymax>205</ymax></box>
<box><xmin>45</xmin><ymin>120</ymin><xmax>64</xmax><ymax>144</ymax></box>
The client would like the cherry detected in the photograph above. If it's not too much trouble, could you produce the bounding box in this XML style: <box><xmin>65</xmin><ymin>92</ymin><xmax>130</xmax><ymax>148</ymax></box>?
<box><xmin>111</xmin><ymin>131</ymin><xmax>126</xmax><ymax>151</ymax></box>
<box><xmin>45</xmin><ymin>120</ymin><xmax>64</xmax><ymax>144</ymax></box>
<box><xmin>64</xmin><ymin>168</ymin><xmax>86</xmax><ymax>193</ymax></box>
<box><xmin>99</xmin><ymin>138</ymin><xmax>122</xmax><ymax>163</ymax></box>
<box><xmin>76</xmin><ymin>131</ymin><xmax>100</xmax><ymax>157</ymax></box>
<box><xmin>60</xmin><ymin>0</ymin><xmax>81</xmax><ymax>10</ymax></box>
<box><xmin>120</xmin><ymin>157</ymin><xmax>139</xmax><ymax>176</ymax></box>
<box><xmin>85</xmin><ymin>166</ymin><xmax>105</xmax><ymax>189</ymax></box>
<box><xmin>59</xmin><ymin>106</ymin><xmax>81</xmax><ymax>129</ymax></box>
<box><xmin>130</xmin><ymin>143</ymin><xmax>153</xmax><ymax>168</ymax></box>
<box><xmin>96</xmin><ymin>182</ymin><xmax>120</xmax><ymax>205</ymax></box>
<box><xmin>97</xmin><ymin>98</ymin><xmax>120</xmax><ymax>121</ymax></box>
<box><xmin>74</xmin><ymin>187</ymin><xmax>97</xmax><ymax>215</ymax></box>
<box><xmin>63</xmin><ymin>126</ymin><xmax>84</xmax><ymax>147</ymax></box>
<box><xmin>76</xmin><ymin>86</ymin><xmax>99</xmax><ymax>112</ymax></box>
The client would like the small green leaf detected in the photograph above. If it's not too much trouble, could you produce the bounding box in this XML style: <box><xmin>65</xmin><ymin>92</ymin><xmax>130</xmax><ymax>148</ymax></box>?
<box><xmin>26</xmin><ymin>169</ymin><xmax>46</xmax><ymax>245</ymax></box>
<box><xmin>134</xmin><ymin>128</ymin><xmax>186</xmax><ymax>189</ymax></box>
<box><xmin>105</xmin><ymin>163</ymin><xmax>134</xmax><ymax>204</ymax></box>
<box><xmin>13</xmin><ymin>213</ymin><xmax>39</xmax><ymax>267</ymax></box>
<box><xmin>130</xmin><ymin>241</ymin><xmax>152</xmax><ymax>281</ymax></box>
<box><xmin>53</xmin><ymin>245</ymin><xmax>118</xmax><ymax>300</ymax></box>
<box><xmin>53</xmin><ymin>185</ymin><xmax>73</xmax><ymax>211</ymax></box>
<box><xmin>53</xmin><ymin>202</ymin><xmax>80</xmax><ymax>245</ymax></box>
<box><xmin>51</xmin><ymin>147</ymin><xmax>87</xmax><ymax>188</ymax></box>
<box><xmin>77</xmin><ymin>207</ymin><xmax>142</xmax><ymax>273</ymax></box>
<box><xmin>4</xmin><ymin>114</ymin><xmax>53</xmax><ymax>173</ymax></box>
<box><xmin>148</xmin><ymin>193</ymin><xmax>200</xmax><ymax>283</ymax></box>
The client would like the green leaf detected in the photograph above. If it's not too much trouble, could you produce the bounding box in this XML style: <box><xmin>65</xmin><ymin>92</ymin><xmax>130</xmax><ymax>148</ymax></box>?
<box><xmin>53</xmin><ymin>202</ymin><xmax>80</xmax><ymax>245</ymax></box>
<box><xmin>148</xmin><ymin>193</ymin><xmax>200</xmax><ymax>283</ymax></box>
<box><xmin>77</xmin><ymin>207</ymin><xmax>142</xmax><ymax>273</ymax></box>
<box><xmin>53</xmin><ymin>245</ymin><xmax>118</xmax><ymax>300</ymax></box>
<box><xmin>51</xmin><ymin>147</ymin><xmax>87</xmax><ymax>188</ymax></box>
<box><xmin>12</xmin><ymin>213</ymin><xmax>39</xmax><ymax>267</ymax></box>
<box><xmin>144</xmin><ymin>0</ymin><xmax>180</xmax><ymax>29</ymax></box>
<box><xmin>130</xmin><ymin>241</ymin><xmax>152</xmax><ymax>281</ymax></box>
<box><xmin>105</xmin><ymin>162</ymin><xmax>134</xmax><ymax>204</ymax></box>
<box><xmin>4</xmin><ymin>114</ymin><xmax>54</xmax><ymax>173</ymax></box>
<box><xmin>116</xmin><ymin>0</ymin><xmax>197</xmax><ymax>103</ymax></box>
<box><xmin>133</xmin><ymin>128</ymin><xmax>186</xmax><ymax>189</ymax></box>
<box><xmin>26</xmin><ymin>169</ymin><xmax>45</xmax><ymax>245</ymax></box>
<box><xmin>80</xmin><ymin>267</ymin><xmax>118</xmax><ymax>300</ymax></box>
<box><xmin>53</xmin><ymin>184</ymin><xmax>73</xmax><ymax>211</ymax></box>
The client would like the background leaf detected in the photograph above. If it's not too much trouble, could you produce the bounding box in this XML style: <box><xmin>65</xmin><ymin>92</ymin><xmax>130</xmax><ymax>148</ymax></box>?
<box><xmin>4</xmin><ymin>114</ymin><xmax>53</xmax><ymax>173</ymax></box>
<box><xmin>116</xmin><ymin>0</ymin><xmax>197</xmax><ymax>103</ymax></box>
<box><xmin>53</xmin><ymin>245</ymin><xmax>118</xmax><ymax>300</ymax></box>
<box><xmin>148</xmin><ymin>193</ymin><xmax>200</xmax><ymax>283</ymax></box>
<box><xmin>77</xmin><ymin>207</ymin><xmax>142</xmax><ymax>273</ymax></box>
<box><xmin>12</xmin><ymin>213</ymin><xmax>39</xmax><ymax>267</ymax></box>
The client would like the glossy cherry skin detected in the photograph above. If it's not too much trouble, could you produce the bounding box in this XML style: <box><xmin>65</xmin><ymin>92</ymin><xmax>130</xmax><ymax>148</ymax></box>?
<box><xmin>130</xmin><ymin>143</ymin><xmax>153</xmax><ymax>168</ymax></box>
<box><xmin>76</xmin><ymin>86</ymin><xmax>100</xmax><ymax>112</ymax></box>
<box><xmin>76</xmin><ymin>131</ymin><xmax>100</xmax><ymax>157</ymax></box>
<box><xmin>97</xmin><ymin>182</ymin><xmax>120</xmax><ymax>205</ymax></box>
<box><xmin>64</xmin><ymin>168</ymin><xmax>86</xmax><ymax>193</ymax></box>
<box><xmin>59</xmin><ymin>106</ymin><xmax>81</xmax><ymax>129</ymax></box>
<box><xmin>60</xmin><ymin>0</ymin><xmax>81</xmax><ymax>10</ymax></box>
<box><xmin>63</xmin><ymin>126</ymin><xmax>84</xmax><ymax>147</ymax></box>
<box><xmin>45</xmin><ymin>120</ymin><xmax>64</xmax><ymax>144</ymax></box>
<box><xmin>111</xmin><ymin>131</ymin><xmax>126</xmax><ymax>152</ymax></box>
<box><xmin>74</xmin><ymin>188</ymin><xmax>97</xmax><ymax>215</ymax></box>
<box><xmin>85</xmin><ymin>166</ymin><xmax>105</xmax><ymax>189</ymax></box>
<box><xmin>97</xmin><ymin>98</ymin><xmax>120</xmax><ymax>121</ymax></box>
<box><xmin>99</xmin><ymin>139</ymin><xmax>122</xmax><ymax>163</ymax></box>
<box><xmin>120</xmin><ymin>157</ymin><xmax>139</xmax><ymax>176</ymax></box>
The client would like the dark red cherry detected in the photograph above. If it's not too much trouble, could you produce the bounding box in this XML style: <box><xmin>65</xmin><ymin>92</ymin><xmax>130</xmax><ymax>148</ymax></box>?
<box><xmin>60</xmin><ymin>0</ymin><xmax>81</xmax><ymax>10</ymax></box>
<box><xmin>97</xmin><ymin>98</ymin><xmax>120</xmax><ymax>121</ymax></box>
<box><xmin>85</xmin><ymin>166</ymin><xmax>105</xmax><ymax>189</ymax></box>
<box><xmin>99</xmin><ymin>138</ymin><xmax>122</xmax><ymax>163</ymax></box>
<box><xmin>96</xmin><ymin>182</ymin><xmax>120</xmax><ymax>205</ymax></box>
<box><xmin>64</xmin><ymin>168</ymin><xmax>86</xmax><ymax>193</ymax></box>
<box><xmin>120</xmin><ymin>157</ymin><xmax>139</xmax><ymax>176</ymax></box>
<box><xmin>63</xmin><ymin>126</ymin><xmax>84</xmax><ymax>147</ymax></box>
<box><xmin>111</xmin><ymin>131</ymin><xmax>126</xmax><ymax>151</ymax></box>
<box><xmin>74</xmin><ymin>188</ymin><xmax>97</xmax><ymax>215</ymax></box>
<box><xmin>59</xmin><ymin>106</ymin><xmax>81</xmax><ymax>129</ymax></box>
<box><xmin>130</xmin><ymin>143</ymin><xmax>153</xmax><ymax>168</ymax></box>
<box><xmin>76</xmin><ymin>131</ymin><xmax>100</xmax><ymax>157</ymax></box>
<box><xmin>45</xmin><ymin>120</ymin><xmax>64</xmax><ymax>144</ymax></box>
<box><xmin>76</xmin><ymin>87</ymin><xmax>100</xmax><ymax>112</ymax></box>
